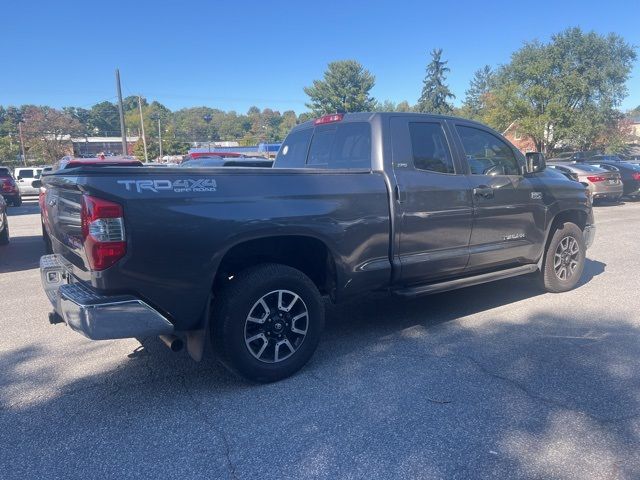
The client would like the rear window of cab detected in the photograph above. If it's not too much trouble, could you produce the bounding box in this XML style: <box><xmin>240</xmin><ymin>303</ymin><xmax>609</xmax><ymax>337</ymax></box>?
<box><xmin>275</xmin><ymin>122</ymin><xmax>371</xmax><ymax>169</ymax></box>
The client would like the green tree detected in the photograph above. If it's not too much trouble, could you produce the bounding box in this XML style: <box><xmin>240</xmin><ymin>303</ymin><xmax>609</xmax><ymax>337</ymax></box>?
<box><xmin>416</xmin><ymin>49</ymin><xmax>455</xmax><ymax>114</ymax></box>
<box><xmin>88</xmin><ymin>101</ymin><xmax>120</xmax><ymax>135</ymax></box>
<box><xmin>21</xmin><ymin>106</ymin><xmax>83</xmax><ymax>163</ymax></box>
<box><xmin>485</xmin><ymin>28</ymin><xmax>636</xmax><ymax>153</ymax></box>
<box><xmin>277</xmin><ymin>110</ymin><xmax>298</xmax><ymax>140</ymax></box>
<box><xmin>304</xmin><ymin>60</ymin><xmax>376</xmax><ymax>115</ymax></box>
<box><xmin>396</xmin><ymin>101</ymin><xmax>413</xmax><ymax>112</ymax></box>
<box><xmin>0</xmin><ymin>136</ymin><xmax>20</xmax><ymax>164</ymax></box>
<box><xmin>462</xmin><ymin>65</ymin><xmax>494</xmax><ymax>119</ymax></box>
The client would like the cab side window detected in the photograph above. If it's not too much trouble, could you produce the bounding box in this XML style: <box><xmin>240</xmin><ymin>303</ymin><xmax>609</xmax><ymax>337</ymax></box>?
<box><xmin>457</xmin><ymin>126</ymin><xmax>520</xmax><ymax>175</ymax></box>
<box><xmin>408</xmin><ymin>122</ymin><xmax>455</xmax><ymax>174</ymax></box>
<box><xmin>19</xmin><ymin>169</ymin><xmax>34</xmax><ymax>179</ymax></box>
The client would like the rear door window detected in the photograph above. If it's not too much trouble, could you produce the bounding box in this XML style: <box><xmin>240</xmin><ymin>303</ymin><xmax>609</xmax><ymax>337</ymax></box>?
<box><xmin>18</xmin><ymin>169</ymin><xmax>34</xmax><ymax>178</ymax></box>
<box><xmin>307</xmin><ymin>122</ymin><xmax>371</xmax><ymax>169</ymax></box>
<box><xmin>408</xmin><ymin>122</ymin><xmax>455</xmax><ymax>174</ymax></box>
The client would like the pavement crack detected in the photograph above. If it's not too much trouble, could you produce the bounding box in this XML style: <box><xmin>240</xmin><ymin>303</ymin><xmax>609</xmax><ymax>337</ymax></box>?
<box><xmin>461</xmin><ymin>354</ymin><xmax>640</xmax><ymax>425</ymax></box>
<box><xmin>179</xmin><ymin>376</ymin><xmax>239</xmax><ymax>480</ymax></box>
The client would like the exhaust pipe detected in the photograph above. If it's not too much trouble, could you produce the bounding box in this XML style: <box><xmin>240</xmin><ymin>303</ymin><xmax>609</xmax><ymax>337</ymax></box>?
<box><xmin>159</xmin><ymin>334</ymin><xmax>184</xmax><ymax>352</ymax></box>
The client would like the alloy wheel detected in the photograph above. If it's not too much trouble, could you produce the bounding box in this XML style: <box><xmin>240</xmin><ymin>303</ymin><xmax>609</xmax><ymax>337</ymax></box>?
<box><xmin>244</xmin><ymin>289</ymin><xmax>309</xmax><ymax>363</ymax></box>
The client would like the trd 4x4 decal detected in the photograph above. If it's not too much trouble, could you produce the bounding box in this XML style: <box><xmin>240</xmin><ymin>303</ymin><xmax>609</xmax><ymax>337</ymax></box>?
<box><xmin>117</xmin><ymin>179</ymin><xmax>217</xmax><ymax>193</ymax></box>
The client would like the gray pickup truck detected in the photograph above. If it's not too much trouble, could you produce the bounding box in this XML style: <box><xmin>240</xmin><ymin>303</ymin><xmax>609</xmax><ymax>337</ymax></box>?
<box><xmin>39</xmin><ymin>112</ymin><xmax>594</xmax><ymax>382</ymax></box>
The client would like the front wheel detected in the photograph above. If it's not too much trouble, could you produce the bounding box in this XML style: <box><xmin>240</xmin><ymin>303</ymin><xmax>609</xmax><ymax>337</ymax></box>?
<box><xmin>212</xmin><ymin>263</ymin><xmax>325</xmax><ymax>382</ymax></box>
<box><xmin>540</xmin><ymin>222</ymin><xmax>586</xmax><ymax>293</ymax></box>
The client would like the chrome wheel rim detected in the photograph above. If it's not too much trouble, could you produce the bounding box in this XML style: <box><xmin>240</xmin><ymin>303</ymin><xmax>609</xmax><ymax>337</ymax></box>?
<box><xmin>244</xmin><ymin>289</ymin><xmax>309</xmax><ymax>363</ymax></box>
<box><xmin>554</xmin><ymin>236</ymin><xmax>580</xmax><ymax>281</ymax></box>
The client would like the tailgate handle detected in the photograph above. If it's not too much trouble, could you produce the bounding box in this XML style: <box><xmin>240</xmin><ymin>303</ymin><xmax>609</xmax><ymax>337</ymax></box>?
<box><xmin>473</xmin><ymin>186</ymin><xmax>494</xmax><ymax>199</ymax></box>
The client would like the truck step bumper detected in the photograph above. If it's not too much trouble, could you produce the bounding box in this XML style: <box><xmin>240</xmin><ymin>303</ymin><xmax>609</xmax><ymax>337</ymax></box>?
<box><xmin>40</xmin><ymin>254</ymin><xmax>174</xmax><ymax>340</ymax></box>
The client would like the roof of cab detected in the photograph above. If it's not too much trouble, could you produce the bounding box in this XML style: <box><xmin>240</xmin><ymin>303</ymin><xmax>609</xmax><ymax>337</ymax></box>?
<box><xmin>290</xmin><ymin>111</ymin><xmax>489</xmax><ymax>132</ymax></box>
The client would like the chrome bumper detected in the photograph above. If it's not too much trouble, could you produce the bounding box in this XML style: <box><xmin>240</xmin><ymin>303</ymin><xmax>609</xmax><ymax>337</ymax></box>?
<box><xmin>583</xmin><ymin>225</ymin><xmax>595</xmax><ymax>250</ymax></box>
<box><xmin>40</xmin><ymin>254</ymin><xmax>174</xmax><ymax>340</ymax></box>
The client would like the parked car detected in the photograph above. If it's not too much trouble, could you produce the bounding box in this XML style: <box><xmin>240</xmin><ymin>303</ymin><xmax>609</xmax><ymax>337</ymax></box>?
<box><xmin>0</xmin><ymin>167</ymin><xmax>22</xmax><ymax>206</ymax></box>
<box><xmin>39</xmin><ymin>112</ymin><xmax>594</xmax><ymax>382</ymax></box>
<box><xmin>586</xmin><ymin>161</ymin><xmax>640</xmax><ymax>197</ymax></box>
<box><xmin>0</xmin><ymin>195</ymin><xmax>9</xmax><ymax>245</ymax></box>
<box><xmin>14</xmin><ymin>167</ymin><xmax>43</xmax><ymax>196</ymax></box>
<box><xmin>547</xmin><ymin>163</ymin><xmax>623</xmax><ymax>202</ymax></box>
<box><xmin>589</xmin><ymin>154</ymin><xmax>625</xmax><ymax>163</ymax></box>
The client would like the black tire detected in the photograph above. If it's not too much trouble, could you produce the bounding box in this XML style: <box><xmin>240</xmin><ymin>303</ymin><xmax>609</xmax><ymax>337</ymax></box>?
<box><xmin>0</xmin><ymin>214</ymin><xmax>9</xmax><ymax>245</ymax></box>
<box><xmin>12</xmin><ymin>196</ymin><xmax>22</xmax><ymax>207</ymax></box>
<box><xmin>540</xmin><ymin>222</ymin><xmax>585</xmax><ymax>293</ymax></box>
<box><xmin>212</xmin><ymin>263</ymin><xmax>324</xmax><ymax>383</ymax></box>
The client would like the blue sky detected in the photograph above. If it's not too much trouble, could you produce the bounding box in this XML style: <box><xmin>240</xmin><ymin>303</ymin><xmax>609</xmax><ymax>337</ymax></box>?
<box><xmin>1</xmin><ymin>0</ymin><xmax>639</xmax><ymax>114</ymax></box>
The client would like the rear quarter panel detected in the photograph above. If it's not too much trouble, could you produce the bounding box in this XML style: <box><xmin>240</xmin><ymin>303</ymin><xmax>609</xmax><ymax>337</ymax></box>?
<box><xmin>47</xmin><ymin>167</ymin><xmax>391</xmax><ymax>330</ymax></box>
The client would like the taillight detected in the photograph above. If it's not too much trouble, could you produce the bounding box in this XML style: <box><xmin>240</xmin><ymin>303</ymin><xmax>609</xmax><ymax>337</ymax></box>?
<box><xmin>314</xmin><ymin>113</ymin><xmax>344</xmax><ymax>125</ymax></box>
<box><xmin>586</xmin><ymin>176</ymin><xmax>606</xmax><ymax>182</ymax></box>
<box><xmin>632</xmin><ymin>173</ymin><xmax>640</xmax><ymax>181</ymax></box>
<box><xmin>1</xmin><ymin>178</ymin><xmax>16</xmax><ymax>193</ymax></box>
<box><xmin>81</xmin><ymin>195</ymin><xmax>126</xmax><ymax>270</ymax></box>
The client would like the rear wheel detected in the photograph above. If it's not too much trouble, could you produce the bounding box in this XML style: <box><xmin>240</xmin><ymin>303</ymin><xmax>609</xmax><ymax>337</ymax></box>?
<box><xmin>212</xmin><ymin>263</ymin><xmax>324</xmax><ymax>382</ymax></box>
<box><xmin>0</xmin><ymin>213</ymin><xmax>9</xmax><ymax>245</ymax></box>
<box><xmin>540</xmin><ymin>222</ymin><xmax>585</xmax><ymax>293</ymax></box>
<box><xmin>12</xmin><ymin>196</ymin><xmax>22</xmax><ymax>207</ymax></box>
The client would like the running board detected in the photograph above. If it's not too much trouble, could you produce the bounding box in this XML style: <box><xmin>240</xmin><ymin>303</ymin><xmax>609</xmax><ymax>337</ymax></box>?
<box><xmin>393</xmin><ymin>264</ymin><xmax>538</xmax><ymax>297</ymax></box>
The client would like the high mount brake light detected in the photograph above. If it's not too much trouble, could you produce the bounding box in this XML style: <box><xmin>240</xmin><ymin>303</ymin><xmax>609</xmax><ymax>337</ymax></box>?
<box><xmin>81</xmin><ymin>195</ymin><xmax>126</xmax><ymax>271</ymax></box>
<box><xmin>314</xmin><ymin>113</ymin><xmax>344</xmax><ymax>125</ymax></box>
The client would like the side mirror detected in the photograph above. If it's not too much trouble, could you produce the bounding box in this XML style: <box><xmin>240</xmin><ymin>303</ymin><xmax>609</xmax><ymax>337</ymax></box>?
<box><xmin>31</xmin><ymin>180</ymin><xmax>42</xmax><ymax>189</ymax></box>
<box><xmin>525</xmin><ymin>152</ymin><xmax>546</xmax><ymax>174</ymax></box>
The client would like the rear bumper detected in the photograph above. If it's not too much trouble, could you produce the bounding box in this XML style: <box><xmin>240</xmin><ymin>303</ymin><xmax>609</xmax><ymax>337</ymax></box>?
<box><xmin>584</xmin><ymin>224</ymin><xmax>595</xmax><ymax>250</ymax></box>
<box><xmin>40</xmin><ymin>254</ymin><xmax>174</xmax><ymax>340</ymax></box>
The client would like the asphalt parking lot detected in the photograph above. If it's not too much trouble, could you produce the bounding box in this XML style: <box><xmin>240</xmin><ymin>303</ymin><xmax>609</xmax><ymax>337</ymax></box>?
<box><xmin>1</xmin><ymin>199</ymin><xmax>640</xmax><ymax>479</ymax></box>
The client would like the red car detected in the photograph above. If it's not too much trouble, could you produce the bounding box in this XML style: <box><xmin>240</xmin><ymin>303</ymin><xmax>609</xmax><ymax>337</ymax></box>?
<box><xmin>0</xmin><ymin>167</ymin><xmax>22</xmax><ymax>206</ymax></box>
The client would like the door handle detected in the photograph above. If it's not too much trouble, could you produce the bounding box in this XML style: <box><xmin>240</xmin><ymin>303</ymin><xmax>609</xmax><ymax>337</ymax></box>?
<box><xmin>473</xmin><ymin>186</ymin><xmax>494</xmax><ymax>199</ymax></box>
<box><xmin>394</xmin><ymin>184</ymin><xmax>405</xmax><ymax>204</ymax></box>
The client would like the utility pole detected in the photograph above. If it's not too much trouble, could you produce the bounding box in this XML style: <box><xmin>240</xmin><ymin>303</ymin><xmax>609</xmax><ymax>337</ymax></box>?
<box><xmin>137</xmin><ymin>96</ymin><xmax>148</xmax><ymax>162</ymax></box>
<box><xmin>115</xmin><ymin>69</ymin><xmax>127</xmax><ymax>155</ymax></box>
<box><xmin>203</xmin><ymin>113</ymin><xmax>212</xmax><ymax>152</ymax></box>
<box><xmin>18</xmin><ymin>122</ymin><xmax>27</xmax><ymax>166</ymax></box>
<box><xmin>157</xmin><ymin>118</ymin><xmax>163</xmax><ymax>161</ymax></box>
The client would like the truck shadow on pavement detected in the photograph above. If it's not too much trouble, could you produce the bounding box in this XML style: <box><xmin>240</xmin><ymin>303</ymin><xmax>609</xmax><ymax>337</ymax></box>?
<box><xmin>0</xmin><ymin>235</ymin><xmax>45</xmax><ymax>273</ymax></box>
<box><xmin>2</xmin><ymin>258</ymin><xmax>634</xmax><ymax>479</ymax></box>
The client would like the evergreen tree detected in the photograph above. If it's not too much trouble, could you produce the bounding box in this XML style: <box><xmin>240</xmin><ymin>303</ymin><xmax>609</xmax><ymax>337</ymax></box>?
<box><xmin>417</xmin><ymin>49</ymin><xmax>455</xmax><ymax>114</ymax></box>
<box><xmin>462</xmin><ymin>65</ymin><xmax>494</xmax><ymax>118</ymax></box>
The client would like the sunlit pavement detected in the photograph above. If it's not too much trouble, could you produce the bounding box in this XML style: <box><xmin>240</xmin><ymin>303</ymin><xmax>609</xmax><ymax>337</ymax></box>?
<box><xmin>1</xmin><ymin>198</ymin><xmax>640</xmax><ymax>479</ymax></box>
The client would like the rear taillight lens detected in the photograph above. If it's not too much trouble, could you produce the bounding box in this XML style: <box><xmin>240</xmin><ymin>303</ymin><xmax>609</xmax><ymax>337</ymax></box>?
<box><xmin>632</xmin><ymin>173</ymin><xmax>640</xmax><ymax>181</ymax></box>
<box><xmin>81</xmin><ymin>195</ymin><xmax>126</xmax><ymax>270</ymax></box>
<box><xmin>587</xmin><ymin>175</ymin><xmax>606</xmax><ymax>182</ymax></box>
<box><xmin>1</xmin><ymin>178</ymin><xmax>16</xmax><ymax>192</ymax></box>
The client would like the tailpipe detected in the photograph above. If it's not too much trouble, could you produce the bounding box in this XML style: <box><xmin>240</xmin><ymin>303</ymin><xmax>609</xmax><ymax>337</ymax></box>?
<box><xmin>159</xmin><ymin>334</ymin><xmax>184</xmax><ymax>352</ymax></box>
